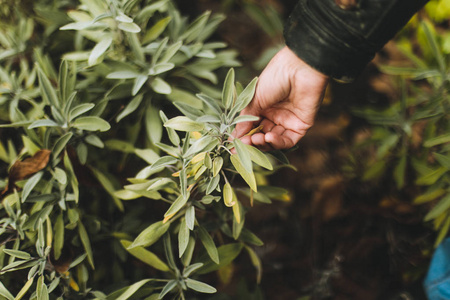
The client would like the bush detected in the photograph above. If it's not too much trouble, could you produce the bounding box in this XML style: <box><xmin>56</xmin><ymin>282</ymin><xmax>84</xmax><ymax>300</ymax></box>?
<box><xmin>0</xmin><ymin>0</ymin><xmax>290</xmax><ymax>299</ymax></box>
<box><xmin>347</xmin><ymin>8</ymin><xmax>450</xmax><ymax>247</ymax></box>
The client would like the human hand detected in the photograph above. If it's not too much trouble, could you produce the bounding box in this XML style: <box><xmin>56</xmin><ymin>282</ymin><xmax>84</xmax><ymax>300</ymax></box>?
<box><xmin>234</xmin><ymin>46</ymin><xmax>329</xmax><ymax>151</ymax></box>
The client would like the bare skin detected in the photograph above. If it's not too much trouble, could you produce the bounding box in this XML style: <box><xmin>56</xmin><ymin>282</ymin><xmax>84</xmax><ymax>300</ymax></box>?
<box><xmin>234</xmin><ymin>46</ymin><xmax>329</xmax><ymax>151</ymax></box>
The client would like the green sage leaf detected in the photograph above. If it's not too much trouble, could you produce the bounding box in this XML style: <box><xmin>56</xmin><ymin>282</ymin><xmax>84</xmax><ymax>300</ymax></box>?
<box><xmin>72</xmin><ymin>116</ymin><xmax>110</xmax><ymax>132</ymax></box>
<box><xmin>130</xmin><ymin>221</ymin><xmax>170</xmax><ymax>248</ymax></box>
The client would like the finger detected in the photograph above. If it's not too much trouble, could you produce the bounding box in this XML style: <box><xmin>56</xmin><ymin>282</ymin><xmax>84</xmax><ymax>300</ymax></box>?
<box><xmin>250</xmin><ymin>133</ymin><xmax>274</xmax><ymax>152</ymax></box>
<box><xmin>265</xmin><ymin>129</ymin><xmax>302</xmax><ymax>150</ymax></box>
<box><xmin>269</xmin><ymin>125</ymin><xmax>286</xmax><ymax>136</ymax></box>
<box><xmin>239</xmin><ymin>135</ymin><xmax>252</xmax><ymax>146</ymax></box>
<box><xmin>260</xmin><ymin>118</ymin><xmax>276</xmax><ymax>133</ymax></box>
<box><xmin>262</xmin><ymin>107</ymin><xmax>311</xmax><ymax>137</ymax></box>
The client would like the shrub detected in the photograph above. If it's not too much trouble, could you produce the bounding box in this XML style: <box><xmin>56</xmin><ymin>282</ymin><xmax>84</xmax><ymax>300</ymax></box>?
<box><xmin>0</xmin><ymin>0</ymin><xmax>289</xmax><ymax>299</ymax></box>
<box><xmin>347</xmin><ymin>7</ymin><xmax>450</xmax><ymax>247</ymax></box>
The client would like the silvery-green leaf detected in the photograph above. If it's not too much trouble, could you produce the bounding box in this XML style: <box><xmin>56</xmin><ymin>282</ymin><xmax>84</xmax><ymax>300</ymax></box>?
<box><xmin>114</xmin><ymin>189</ymin><xmax>141</xmax><ymax>200</ymax></box>
<box><xmin>184</xmin><ymin>136</ymin><xmax>217</xmax><ymax>158</ymax></box>
<box><xmin>229</xmin><ymin>77</ymin><xmax>258</xmax><ymax>118</ymax></box>
<box><xmin>151</xmin><ymin>37</ymin><xmax>168</xmax><ymax>65</ymax></box>
<box><xmin>206</xmin><ymin>175</ymin><xmax>220</xmax><ymax>194</ymax></box>
<box><xmin>237</xmin><ymin>76</ymin><xmax>258</xmax><ymax>107</ymax></box>
<box><xmin>51</xmin><ymin>106</ymin><xmax>65</xmax><ymax>125</ymax></box>
<box><xmin>106</xmin><ymin>70</ymin><xmax>140</xmax><ymax>79</ymax></box>
<box><xmin>2</xmin><ymin>249</ymin><xmax>31</xmax><ymax>260</ymax></box>
<box><xmin>118</xmin><ymin>22</ymin><xmax>141</xmax><ymax>33</ymax></box>
<box><xmin>245</xmin><ymin>144</ymin><xmax>273</xmax><ymax>170</ymax></box>
<box><xmin>178</xmin><ymin>218</ymin><xmax>189</xmax><ymax>257</ymax></box>
<box><xmin>181</xmin><ymin>11</ymin><xmax>210</xmax><ymax>43</ymax></box>
<box><xmin>120</xmin><ymin>240</ymin><xmax>169</xmax><ymax>272</ymax></box>
<box><xmin>197</xmin><ymin>226</ymin><xmax>219</xmax><ymax>264</ymax></box>
<box><xmin>104</xmin><ymin>139</ymin><xmax>135</xmax><ymax>153</ymax></box>
<box><xmin>185</xmin><ymin>207</ymin><xmax>195</xmax><ymax>230</ymax></box>
<box><xmin>187</xmin><ymin>67</ymin><xmax>218</xmax><ymax>84</ymax></box>
<box><xmin>22</xmin><ymin>171</ymin><xmax>43</xmax><ymax>203</ymax></box>
<box><xmin>115</xmin><ymin>13</ymin><xmax>133</xmax><ymax>23</ymax></box>
<box><xmin>54</xmin><ymin>167</ymin><xmax>67</xmax><ymax>185</ymax></box>
<box><xmin>146</xmin><ymin>104</ymin><xmax>163</xmax><ymax>144</ymax></box>
<box><xmin>78</xmin><ymin>221</ymin><xmax>94</xmax><ymax>269</ymax></box>
<box><xmin>234</xmin><ymin>138</ymin><xmax>252</xmax><ymax>173</ymax></box>
<box><xmin>164</xmin><ymin>195</ymin><xmax>188</xmax><ymax>218</ymax></box>
<box><xmin>149</xmin><ymin>156</ymin><xmax>178</xmax><ymax>171</ymax></box>
<box><xmin>148</xmin><ymin>63</ymin><xmax>174</xmax><ymax>75</ymax></box>
<box><xmin>15</xmin><ymin>277</ymin><xmax>34</xmax><ymax>300</ymax></box>
<box><xmin>151</xmin><ymin>77</ymin><xmax>172</xmax><ymax>94</ymax></box>
<box><xmin>117</xmin><ymin>94</ymin><xmax>143</xmax><ymax>122</ymax></box>
<box><xmin>204</xmin><ymin>153</ymin><xmax>212</xmax><ymax>169</ymax></box>
<box><xmin>142</xmin><ymin>16</ymin><xmax>172</xmax><ymax>44</ymax></box>
<box><xmin>62</xmin><ymin>51</ymin><xmax>90</xmax><ymax>61</ymax></box>
<box><xmin>212</xmin><ymin>157</ymin><xmax>223</xmax><ymax>177</ymax></box>
<box><xmin>84</xmin><ymin>134</ymin><xmax>104</xmax><ymax>148</ymax></box>
<box><xmin>132</xmin><ymin>76</ymin><xmax>148</xmax><ymax>96</ymax></box>
<box><xmin>159</xmin><ymin>280</ymin><xmax>177</xmax><ymax>299</ymax></box>
<box><xmin>60</xmin><ymin>21</ymin><xmax>92</xmax><ymax>30</ymax></box>
<box><xmin>167</xmin><ymin>89</ymin><xmax>202</xmax><ymax>109</ymax></box>
<box><xmin>52</xmin><ymin>132</ymin><xmax>73</xmax><ymax>159</ymax></box>
<box><xmin>155</xmin><ymin>143</ymin><xmax>179</xmax><ymax>157</ymax></box>
<box><xmin>196</xmin><ymin>115</ymin><xmax>221</xmax><ymax>123</ymax></box>
<box><xmin>69</xmin><ymin>103</ymin><xmax>95</xmax><ymax>122</ymax></box>
<box><xmin>230</xmin><ymin>155</ymin><xmax>257</xmax><ymax>192</ymax></box>
<box><xmin>38</xmin><ymin>67</ymin><xmax>59</xmax><ymax>108</ymax></box>
<box><xmin>160</xmin><ymin>41</ymin><xmax>182</xmax><ymax>63</ymax></box>
<box><xmin>164</xmin><ymin>116</ymin><xmax>204</xmax><ymax>132</ymax></box>
<box><xmin>222</xmin><ymin>68</ymin><xmax>235</xmax><ymax>109</ymax></box>
<box><xmin>183</xmin><ymin>262</ymin><xmax>203</xmax><ymax>277</ymax></box>
<box><xmin>236</xmin><ymin>81</ymin><xmax>244</xmax><ymax>95</ymax></box>
<box><xmin>72</xmin><ymin>116</ymin><xmax>110</xmax><ymax>132</ymax></box>
<box><xmin>53</xmin><ymin>213</ymin><xmax>64</xmax><ymax>260</ymax></box>
<box><xmin>135</xmin><ymin>148</ymin><xmax>159</xmax><ymax>164</ymax></box>
<box><xmin>58</xmin><ymin>60</ymin><xmax>76</xmax><ymax>105</ymax></box>
<box><xmin>185</xmin><ymin>278</ymin><xmax>216</xmax><ymax>294</ymax></box>
<box><xmin>28</xmin><ymin>119</ymin><xmax>59</xmax><ymax>129</ymax></box>
<box><xmin>231</xmin><ymin>115</ymin><xmax>259</xmax><ymax>125</ymax></box>
<box><xmin>196</xmin><ymin>93</ymin><xmax>221</xmax><ymax>116</ymax></box>
<box><xmin>92</xmin><ymin>12</ymin><xmax>112</xmax><ymax>23</ymax></box>
<box><xmin>180</xmin><ymin>168</ymin><xmax>188</xmax><ymax>199</ymax></box>
<box><xmin>115</xmin><ymin>278</ymin><xmax>155</xmax><ymax>300</ymax></box>
<box><xmin>88</xmin><ymin>36</ymin><xmax>113</xmax><ymax>66</ymax></box>
<box><xmin>232</xmin><ymin>200</ymin><xmax>242</xmax><ymax>225</ymax></box>
<box><xmin>130</xmin><ymin>221</ymin><xmax>170</xmax><ymax>248</ymax></box>
<box><xmin>147</xmin><ymin>178</ymin><xmax>175</xmax><ymax>191</ymax></box>
<box><xmin>196</xmin><ymin>49</ymin><xmax>215</xmax><ymax>59</ymax></box>
<box><xmin>174</xmin><ymin>102</ymin><xmax>203</xmax><ymax>119</ymax></box>
<box><xmin>160</xmin><ymin>110</ymin><xmax>180</xmax><ymax>146</ymax></box>
<box><xmin>223</xmin><ymin>182</ymin><xmax>236</xmax><ymax>207</ymax></box>
<box><xmin>194</xmin><ymin>165</ymin><xmax>207</xmax><ymax>180</ymax></box>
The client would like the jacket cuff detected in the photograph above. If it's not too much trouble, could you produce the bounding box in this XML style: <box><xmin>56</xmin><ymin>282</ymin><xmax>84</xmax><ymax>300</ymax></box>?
<box><xmin>284</xmin><ymin>1</ymin><xmax>375</xmax><ymax>82</ymax></box>
<box><xmin>284</xmin><ymin>0</ymin><xmax>427</xmax><ymax>82</ymax></box>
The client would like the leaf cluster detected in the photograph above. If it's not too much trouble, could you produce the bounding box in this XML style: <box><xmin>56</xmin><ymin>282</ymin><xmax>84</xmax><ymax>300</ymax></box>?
<box><xmin>0</xmin><ymin>0</ymin><xmax>290</xmax><ymax>299</ymax></box>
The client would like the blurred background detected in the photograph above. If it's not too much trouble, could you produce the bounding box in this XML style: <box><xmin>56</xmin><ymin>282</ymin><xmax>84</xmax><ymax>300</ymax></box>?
<box><xmin>175</xmin><ymin>1</ymin><xmax>450</xmax><ymax>299</ymax></box>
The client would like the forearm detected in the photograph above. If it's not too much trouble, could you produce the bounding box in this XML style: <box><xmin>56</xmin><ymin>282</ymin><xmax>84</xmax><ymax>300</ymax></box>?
<box><xmin>284</xmin><ymin>0</ymin><xmax>428</xmax><ymax>82</ymax></box>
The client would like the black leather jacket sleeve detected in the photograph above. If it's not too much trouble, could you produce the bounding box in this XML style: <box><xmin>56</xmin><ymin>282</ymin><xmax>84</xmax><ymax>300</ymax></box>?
<box><xmin>284</xmin><ymin>0</ymin><xmax>428</xmax><ymax>82</ymax></box>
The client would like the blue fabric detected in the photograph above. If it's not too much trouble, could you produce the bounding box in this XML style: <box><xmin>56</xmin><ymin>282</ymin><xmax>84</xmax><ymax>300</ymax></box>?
<box><xmin>424</xmin><ymin>237</ymin><xmax>450</xmax><ymax>299</ymax></box>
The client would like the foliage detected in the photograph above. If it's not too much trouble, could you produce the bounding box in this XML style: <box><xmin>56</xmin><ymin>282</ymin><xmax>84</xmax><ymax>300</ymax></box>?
<box><xmin>347</xmin><ymin>7</ymin><xmax>450</xmax><ymax>247</ymax></box>
<box><xmin>0</xmin><ymin>0</ymin><xmax>290</xmax><ymax>299</ymax></box>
